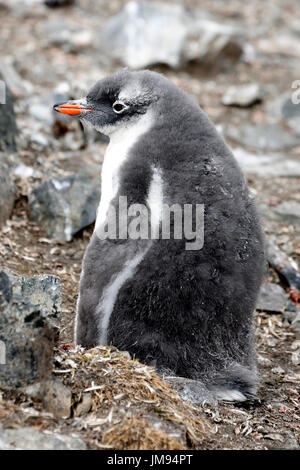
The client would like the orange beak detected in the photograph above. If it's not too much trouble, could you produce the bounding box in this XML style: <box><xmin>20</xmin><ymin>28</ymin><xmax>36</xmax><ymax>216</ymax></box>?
<box><xmin>53</xmin><ymin>101</ymin><xmax>93</xmax><ymax>116</ymax></box>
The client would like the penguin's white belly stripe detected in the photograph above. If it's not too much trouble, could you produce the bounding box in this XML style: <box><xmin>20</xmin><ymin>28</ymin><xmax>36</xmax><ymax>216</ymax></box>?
<box><xmin>97</xmin><ymin>250</ymin><xmax>148</xmax><ymax>345</ymax></box>
<box><xmin>94</xmin><ymin>111</ymin><xmax>154</xmax><ymax>232</ymax></box>
<box><xmin>147</xmin><ymin>167</ymin><xmax>164</xmax><ymax>238</ymax></box>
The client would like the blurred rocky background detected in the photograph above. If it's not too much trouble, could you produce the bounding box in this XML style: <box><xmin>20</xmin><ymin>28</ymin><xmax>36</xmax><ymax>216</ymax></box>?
<box><xmin>0</xmin><ymin>0</ymin><xmax>299</xmax><ymax>451</ymax></box>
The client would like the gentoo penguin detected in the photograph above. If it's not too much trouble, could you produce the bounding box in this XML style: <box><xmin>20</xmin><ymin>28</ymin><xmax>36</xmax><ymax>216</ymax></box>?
<box><xmin>54</xmin><ymin>70</ymin><xmax>264</xmax><ymax>401</ymax></box>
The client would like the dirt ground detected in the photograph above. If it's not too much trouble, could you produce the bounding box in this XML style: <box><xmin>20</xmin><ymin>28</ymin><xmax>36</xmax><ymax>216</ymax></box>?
<box><xmin>0</xmin><ymin>0</ymin><xmax>299</xmax><ymax>451</ymax></box>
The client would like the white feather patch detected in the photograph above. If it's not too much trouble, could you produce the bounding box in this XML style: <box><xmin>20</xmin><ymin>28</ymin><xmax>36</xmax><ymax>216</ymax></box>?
<box><xmin>214</xmin><ymin>389</ymin><xmax>247</xmax><ymax>402</ymax></box>
<box><xmin>147</xmin><ymin>167</ymin><xmax>164</xmax><ymax>239</ymax></box>
<box><xmin>97</xmin><ymin>250</ymin><xmax>148</xmax><ymax>345</ymax></box>
<box><xmin>94</xmin><ymin>111</ymin><xmax>154</xmax><ymax>232</ymax></box>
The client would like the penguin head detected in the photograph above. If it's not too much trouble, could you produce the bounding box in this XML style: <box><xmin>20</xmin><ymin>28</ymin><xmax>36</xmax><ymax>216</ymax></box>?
<box><xmin>53</xmin><ymin>70</ymin><xmax>165</xmax><ymax>137</ymax></box>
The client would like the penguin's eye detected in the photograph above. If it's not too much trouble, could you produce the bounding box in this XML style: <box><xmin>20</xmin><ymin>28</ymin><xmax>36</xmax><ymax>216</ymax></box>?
<box><xmin>112</xmin><ymin>101</ymin><xmax>127</xmax><ymax>114</ymax></box>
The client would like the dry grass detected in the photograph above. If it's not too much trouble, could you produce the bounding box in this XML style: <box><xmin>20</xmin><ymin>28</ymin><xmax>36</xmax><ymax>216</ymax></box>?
<box><xmin>55</xmin><ymin>345</ymin><xmax>211</xmax><ymax>449</ymax></box>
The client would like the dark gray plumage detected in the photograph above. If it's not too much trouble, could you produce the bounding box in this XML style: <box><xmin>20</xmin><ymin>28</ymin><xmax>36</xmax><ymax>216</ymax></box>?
<box><xmin>54</xmin><ymin>70</ymin><xmax>265</xmax><ymax>401</ymax></box>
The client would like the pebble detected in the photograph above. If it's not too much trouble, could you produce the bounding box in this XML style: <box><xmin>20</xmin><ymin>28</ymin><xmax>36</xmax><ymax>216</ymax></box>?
<box><xmin>222</xmin><ymin>83</ymin><xmax>263</xmax><ymax>107</ymax></box>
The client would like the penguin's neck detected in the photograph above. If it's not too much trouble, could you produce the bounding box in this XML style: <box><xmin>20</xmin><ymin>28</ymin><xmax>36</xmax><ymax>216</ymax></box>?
<box><xmin>94</xmin><ymin>111</ymin><xmax>154</xmax><ymax>232</ymax></box>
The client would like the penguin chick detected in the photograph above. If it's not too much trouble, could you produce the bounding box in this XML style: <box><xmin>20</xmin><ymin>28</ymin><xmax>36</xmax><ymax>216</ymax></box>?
<box><xmin>54</xmin><ymin>70</ymin><xmax>265</xmax><ymax>402</ymax></box>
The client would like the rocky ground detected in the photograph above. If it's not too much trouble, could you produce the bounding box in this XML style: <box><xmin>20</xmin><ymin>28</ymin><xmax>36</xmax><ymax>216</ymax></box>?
<box><xmin>0</xmin><ymin>0</ymin><xmax>299</xmax><ymax>451</ymax></box>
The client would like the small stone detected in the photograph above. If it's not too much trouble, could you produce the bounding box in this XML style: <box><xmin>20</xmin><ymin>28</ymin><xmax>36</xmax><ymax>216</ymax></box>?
<box><xmin>291</xmin><ymin>351</ymin><xmax>300</xmax><ymax>365</ymax></box>
<box><xmin>40</xmin><ymin>379</ymin><xmax>71</xmax><ymax>419</ymax></box>
<box><xmin>291</xmin><ymin>340</ymin><xmax>300</xmax><ymax>350</ymax></box>
<box><xmin>257</xmin><ymin>354</ymin><xmax>272</xmax><ymax>367</ymax></box>
<box><xmin>256</xmin><ymin>283</ymin><xmax>289</xmax><ymax>313</ymax></box>
<box><xmin>165</xmin><ymin>376</ymin><xmax>217</xmax><ymax>404</ymax></box>
<box><xmin>222</xmin><ymin>83</ymin><xmax>263</xmax><ymax>107</ymax></box>
<box><xmin>13</xmin><ymin>164</ymin><xmax>41</xmax><ymax>179</ymax></box>
<box><xmin>74</xmin><ymin>393</ymin><xmax>93</xmax><ymax>417</ymax></box>
<box><xmin>271</xmin><ymin>366</ymin><xmax>285</xmax><ymax>375</ymax></box>
<box><xmin>72</xmin><ymin>30</ymin><xmax>93</xmax><ymax>50</ymax></box>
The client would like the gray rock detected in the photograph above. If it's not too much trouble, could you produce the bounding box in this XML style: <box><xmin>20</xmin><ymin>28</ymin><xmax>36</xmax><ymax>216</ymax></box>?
<box><xmin>29</xmin><ymin>175</ymin><xmax>100</xmax><ymax>242</ymax></box>
<box><xmin>0</xmin><ymin>162</ymin><xmax>16</xmax><ymax>228</ymax></box>
<box><xmin>257</xmin><ymin>354</ymin><xmax>272</xmax><ymax>367</ymax></box>
<box><xmin>0</xmin><ymin>427</ymin><xmax>86</xmax><ymax>450</ymax></box>
<box><xmin>265</xmin><ymin>238</ymin><xmax>300</xmax><ymax>290</ymax></box>
<box><xmin>74</xmin><ymin>393</ymin><xmax>93</xmax><ymax>417</ymax></box>
<box><xmin>233</xmin><ymin>148</ymin><xmax>300</xmax><ymax>177</ymax></box>
<box><xmin>272</xmin><ymin>201</ymin><xmax>300</xmax><ymax>225</ymax></box>
<box><xmin>256</xmin><ymin>282</ymin><xmax>289</xmax><ymax>313</ymax></box>
<box><xmin>101</xmin><ymin>1</ymin><xmax>187</xmax><ymax>69</ymax></box>
<box><xmin>0</xmin><ymin>76</ymin><xmax>18</xmax><ymax>151</ymax></box>
<box><xmin>0</xmin><ymin>270</ymin><xmax>61</xmax><ymax>390</ymax></box>
<box><xmin>100</xmin><ymin>1</ymin><xmax>244</xmax><ymax>69</ymax></box>
<box><xmin>291</xmin><ymin>350</ymin><xmax>300</xmax><ymax>365</ymax></box>
<box><xmin>19</xmin><ymin>274</ymin><xmax>61</xmax><ymax>333</ymax></box>
<box><xmin>40</xmin><ymin>379</ymin><xmax>71</xmax><ymax>419</ymax></box>
<box><xmin>13</xmin><ymin>164</ymin><xmax>41</xmax><ymax>179</ymax></box>
<box><xmin>227</xmin><ymin>123</ymin><xmax>298</xmax><ymax>151</ymax></box>
<box><xmin>183</xmin><ymin>17</ymin><xmax>243</xmax><ymax>66</ymax></box>
<box><xmin>0</xmin><ymin>58</ymin><xmax>33</xmax><ymax>98</ymax></box>
<box><xmin>222</xmin><ymin>83</ymin><xmax>263</xmax><ymax>107</ymax></box>
<box><xmin>164</xmin><ymin>376</ymin><xmax>217</xmax><ymax>404</ymax></box>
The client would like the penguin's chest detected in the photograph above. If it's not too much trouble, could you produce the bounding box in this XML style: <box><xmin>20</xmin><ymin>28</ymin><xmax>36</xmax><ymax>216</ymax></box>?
<box><xmin>94</xmin><ymin>114</ymin><xmax>154</xmax><ymax>232</ymax></box>
<box><xmin>94</xmin><ymin>141</ymin><xmax>127</xmax><ymax>231</ymax></box>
